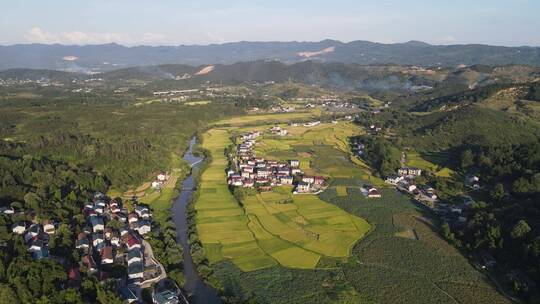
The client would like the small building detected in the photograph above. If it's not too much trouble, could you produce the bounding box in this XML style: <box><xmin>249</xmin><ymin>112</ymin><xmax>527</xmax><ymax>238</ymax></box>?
<box><xmin>90</xmin><ymin>216</ymin><xmax>104</xmax><ymax>232</ymax></box>
<box><xmin>367</xmin><ymin>188</ymin><xmax>382</xmax><ymax>198</ymax></box>
<box><xmin>302</xmin><ymin>176</ymin><xmax>315</xmax><ymax>184</ymax></box>
<box><xmin>407</xmin><ymin>184</ymin><xmax>417</xmax><ymax>193</ymax></box>
<box><xmin>76</xmin><ymin>232</ymin><xmax>90</xmax><ymax>250</ymax></box>
<box><xmin>291</xmin><ymin>168</ymin><xmax>302</xmax><ymax>175</ymax></box>
<box><xmin>313</xmin><ymin>176</ymin><xmax>325</xmax><ymax>186</ymax></box>
<box><xmin>385</xmin><ymin>175</ymin><xmax>404</xmax><ymax>185</ymax></box>
<box><xmin>289</xmin><ymin>160</ymin><xmax>300</xmax><ymax>167</ymax></box>
<box><xmin>32</xmin><ymin>246</ymin><xmax>49</xmax><ymax>260</ymax></box>
<box><xmin>243</xmin><ymin>179</ymin><xmax>254</xmax><ymax>188</ymax></box>
<box><xmin>127</xmin><ymin>247</ymin><xmax>143</xmax><ymax>265</ymax></box>
<box><xmin>126</xmin><ymin>235</ymin><xmax>141</xmax><ymax>250</ymax></box>
<box><xmin>100</xmin><ymin>246</ymin><xmax>114</xmax><ymax>265</ymax></box>
<box><xmin>280</xmin><ymin>176</ymin><xmax>294</xmax><ymax>185</ymax></box>
<box><xmin>128</xmin><ymin>213</ymin><xmax>139</xmax><ymax>224</ymax></box>
<box><xmin>92</xmin><ymin>232</ymin><xmax>104</xmax><ymax>247</ymax></box>
<box><xmin>128</xmin><ymin>261</ymin><xmax>144</xmax><ymax>279</ymax></box>
<box><xmin>138</xmin><ymin>220</ymin><xmax>151</xmax><ymax>235</ymax></box>
<box><xmin>296</xmin><ymin>182</ymin><xmax>311</xmax><ymax>193</ymax></box>
<box><xmin>398</xmin><ymin>167</ymin><xmax>422</xmax><ymax>177</ymax></box>
<box><xmin>12</xmin><ymin>222</ymin><xmax>26</xmax><ymax>235</ymax></box>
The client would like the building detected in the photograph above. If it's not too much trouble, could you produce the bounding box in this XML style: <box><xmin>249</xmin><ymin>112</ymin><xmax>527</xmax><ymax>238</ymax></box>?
<box><xmin>12</xmin><ymin>222</ymin><xmax>26</xmax><ymax>234</ymax></box>
<box><xmin>138</xmin><ymin>220</ymin><xmax>151</xmax><ymax>235</ymax></box>
<box><xmin>280</xmin><ymin>176</ymin><xmax>294</xmax><ymax>185</ymax></box>
<box><xmin>302</xmin><ymin>176</ymin><xmax>315</xmax><ymax>184</ymax></box>
<box><xmin>289</xmin><ymin>160</ymin><xmax>300</xmax><ymax>167</ymax></box>
<box><xmin>128</xmin><ymin>261</ymin><xmax>144</xmax><ymax>279</ymax></box>
<box><xmin>296</xmin><ymin>182</ymin><xmax>311</xmax><ymax>193</ymax></box>
<box><xmin>100</xmin><ymin>246</ymin><xmax>114</xmax><ymax>265</ymax></box>
<box><xmin>90</xmin><ymin>216</ymin><xmax>104</xmax><ymax>232</ymax></box>
<box><xmin>313</xmin><ymin>176</ymin><xmax>325</xmax><ymax>186</ymax></box>
<box><xmin>398</xmin><ymin>167</ymin><xmax>422</xmax><ymax>177</ymax></box>
<box><xmin>76</xmin><ymin>232</ymin><xmax>90</xmax><ymax>250</ymax></box>
<box><xmin>367</xmin><ymin>188</ymin><xmax>382</xmax><ymax>198</ymax></box>
<box><xmin>385</xmin><ymin>175</ymin><xmax>404</xmax><ymax>185</ymax></box>
<box><xmin>127</xmin><ymin>247</ymin><xmax>143</xmax><ymax>265</ymax></box>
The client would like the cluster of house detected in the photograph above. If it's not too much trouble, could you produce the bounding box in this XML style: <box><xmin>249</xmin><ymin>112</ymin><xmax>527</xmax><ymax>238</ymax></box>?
<box><xmin>11</xmin><ymin>219</ymin><xmax>56</xmax><ymax>260</ymax></box>
<box><xmin>303</xmin><ymin>120</ymin><xmax>321</xmax><ymax>127</ymax></box>
<box><xmin>386</xmin><ymin>167</ymin><xmax>438</xmax><ymax>207</ymax></box>
<box><xmin>351</xmin><ymin>138</ymin><xmax>366</xmax><ymax>157</ymax></box>
<box><xmin>152</xmin><ymin>87</ymin><xmax>248</xmax><ymax>101</ymax></box>
<box><xmin>270</xmin><ymin>105</ymin><xmax>295</xmax><ymax>113</ymax></box>
<box><xmin>76</xmin><ymin>192</ymin><xmax>153</xmax><ymax>282</ymax></box>
<box><xmin>227</xmin><ymin>131</ymin><xmax>325</xmax><ymax>193</ymax></box>
<box><xmin>269</xmin><ymin>125</ymin><xmax>288</xmax><ymax>136</ymax></box>
<box><xmin>151</xmin><ymin>172</ymin><xmax>170</xmax><ymax>190</ymax></box>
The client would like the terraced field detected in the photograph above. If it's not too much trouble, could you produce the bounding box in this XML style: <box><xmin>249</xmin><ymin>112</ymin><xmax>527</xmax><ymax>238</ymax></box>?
<box><xmin>195</xmin><ymin>124</ymin><xmax>371</xmax><ymax>271</ymax></box>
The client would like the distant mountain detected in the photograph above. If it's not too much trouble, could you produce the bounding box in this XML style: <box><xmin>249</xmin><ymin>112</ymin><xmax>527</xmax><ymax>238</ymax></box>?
<box><xmin>1</xmin><ymin>40</ymin><xmax>540</xmax><ymax>72</ymax></box>
<box><xmin>3</xmin><ymin>61</ymin><xmax>539</xmax><ymax>93</ymax></box>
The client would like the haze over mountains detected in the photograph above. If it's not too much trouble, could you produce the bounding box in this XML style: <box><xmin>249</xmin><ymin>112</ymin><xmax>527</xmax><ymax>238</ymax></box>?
<box><xmin>1</xmin><ymin>40</ymin><xmax>540</xmax><ymax>72</ymax></box>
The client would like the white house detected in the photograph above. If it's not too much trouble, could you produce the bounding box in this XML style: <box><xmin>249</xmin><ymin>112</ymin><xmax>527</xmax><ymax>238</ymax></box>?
<box><xmin>12</xmin><ymin>222</ymin><xmax>26</xmax><ymax>234</ymax></box>
<box><xmin>280</xmin><ymin>176</ymin><xmax>294</xmax><ymax>185</ymax></box>
<box><xmin>137</xmin><ymin>220</ymin><xmax>151</xmax><ymax>235</ymax></box>
<box><xmin>385</xmin><ymin>175</ymin><xmax>404</xmax><ymax>185</ymax></box>
<box><xmin>296</xmin><ymin>182</ymin><xmax>311</xmax><ymax>193</ymax></box>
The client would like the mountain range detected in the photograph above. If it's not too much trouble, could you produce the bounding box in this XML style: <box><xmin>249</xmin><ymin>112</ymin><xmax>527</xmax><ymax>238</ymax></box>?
<box><xmin>1</xmin><ymin>40</ymin><xmax>540</xmax><ymax>72</ymax></box>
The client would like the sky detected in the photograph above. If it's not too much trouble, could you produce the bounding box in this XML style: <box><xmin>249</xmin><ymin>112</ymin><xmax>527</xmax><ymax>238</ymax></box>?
<box><xmin>1</xmin><ymin>0</ymin><xmax>539</xmax><ymax>46</ymax></box>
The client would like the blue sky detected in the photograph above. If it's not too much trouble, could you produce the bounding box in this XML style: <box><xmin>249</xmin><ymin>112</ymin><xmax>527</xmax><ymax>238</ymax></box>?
<box><xmin>2</xmin><ymin>0</ymin><xmax>539</xmax><ymax>46</ymax></box>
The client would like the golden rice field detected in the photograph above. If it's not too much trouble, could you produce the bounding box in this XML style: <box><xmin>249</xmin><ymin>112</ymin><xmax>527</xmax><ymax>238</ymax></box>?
<box><xmin>194</xmin><ymin>123</ymin><xmax>371</xmax><ymax>271</ymax></box>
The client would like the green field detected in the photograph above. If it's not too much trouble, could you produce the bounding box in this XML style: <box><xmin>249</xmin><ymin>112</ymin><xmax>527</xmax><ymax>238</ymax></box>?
<box><xmin>406</xmin><ymin>151</ymin><xmax>455</xmax><ymax>178</ymax></box>
<box><xmin>195</xmin><ymin>124</ymin><xmax>371</xmax><ymax>271</ymax></box>
<box><xmin>213</xmin><ymin>111</ymin><xmax>317</xmax><ymax>126</ymax></box>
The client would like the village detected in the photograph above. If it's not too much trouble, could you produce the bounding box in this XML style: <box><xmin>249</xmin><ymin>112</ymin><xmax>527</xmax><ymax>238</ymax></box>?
<box><xmin>8</xmin><ymin>192</ymin><xmax>184</xmax><ymax>304</ymax></box>
<box><xmin>227</xmin><ymin>129</ymin><xmax>326</xmax><ymax>194</ymax></box>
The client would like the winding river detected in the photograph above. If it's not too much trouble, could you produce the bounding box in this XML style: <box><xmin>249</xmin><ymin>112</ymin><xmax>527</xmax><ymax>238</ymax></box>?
<box><xmin>170</xmin><ymin>137</ymin><xmax>222</xmax><ymax>304</ymax></box>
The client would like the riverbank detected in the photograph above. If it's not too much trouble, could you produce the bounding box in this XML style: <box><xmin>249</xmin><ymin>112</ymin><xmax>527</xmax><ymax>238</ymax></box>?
<box><xmin>171</xmin><ymin>137</ymin><xmax>222</xmax><ymax>304</ymax></box>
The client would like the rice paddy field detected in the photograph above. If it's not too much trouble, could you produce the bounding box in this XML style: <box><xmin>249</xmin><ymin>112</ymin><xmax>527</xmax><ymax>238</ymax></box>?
<box><xmin>193</xmin><ymin>115</ymin><xmax>509</xmax><ymax>303</ymax></box>
<box><xmin>195</xmin><ymin>127</ymin><xmax>370</xmax><ymax>271</ymax></box>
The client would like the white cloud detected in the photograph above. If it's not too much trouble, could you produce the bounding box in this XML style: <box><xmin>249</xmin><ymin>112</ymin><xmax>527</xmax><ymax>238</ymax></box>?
<box><xmin>24</xmin><ymin>27</ymin><xmax>167</xmax><ymax>45</ymax></box>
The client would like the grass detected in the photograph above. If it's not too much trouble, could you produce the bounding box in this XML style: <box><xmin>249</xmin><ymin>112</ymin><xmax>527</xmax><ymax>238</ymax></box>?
<box><xmin>407</xmin><ymin>151</ymin><xmax>455</xmax><ymax>178</ymax></box>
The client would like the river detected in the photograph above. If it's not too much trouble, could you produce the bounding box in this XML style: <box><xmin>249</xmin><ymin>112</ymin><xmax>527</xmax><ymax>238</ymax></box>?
<box><xmin>170</xmin><ymin>137</ymin><xmax>222</xmax><ymax>304</ymax></box>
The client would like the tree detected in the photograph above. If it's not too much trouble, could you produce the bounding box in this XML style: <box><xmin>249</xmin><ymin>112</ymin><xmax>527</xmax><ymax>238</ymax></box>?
<box><xmin>490</xmin><ymin>183</ymin><xmax>505</xmax><ymax>200</ymax></box>
<box><xmin>96</xmin><ymin>280</ymin><xmax>122</xmax><ymax>304</ymax></box>
<box><xmin>512</xmin><ymin>178</ymin><xmax>531</xmax><ymax>194</ymax></box>
<box><xmin>460</xmin><ymin>149</ymin><xmax>474</xmax><ymax>169</ymax></box>
<box><xmin>510</xmin><ymin>220</ymin><xmax>531</xmax><ymax>239</ymax></box>
<box><xmin>0</xmin><ymin>284</ymin><xmax>19</xmax><ymax>304</ymax></box>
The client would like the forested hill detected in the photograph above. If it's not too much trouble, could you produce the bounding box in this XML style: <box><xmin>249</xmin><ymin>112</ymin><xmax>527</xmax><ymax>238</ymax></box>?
<box><xmin>2</xmin><ymin>40</ymin><xmax>540</xmax><ymax>71</ymax></box>
<box><xmin>3</xmin><ymin>62</ymin><xmax>538</xmax><ymax>94</ymax></box>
